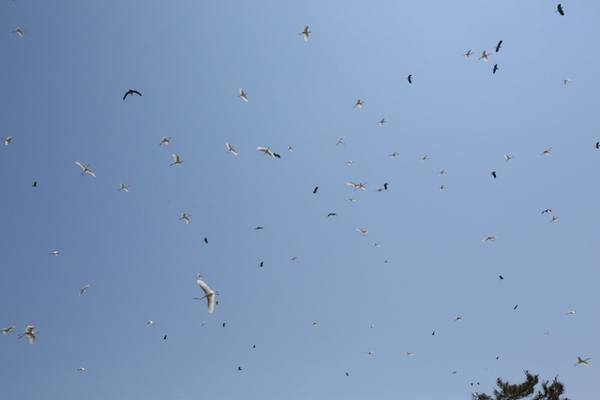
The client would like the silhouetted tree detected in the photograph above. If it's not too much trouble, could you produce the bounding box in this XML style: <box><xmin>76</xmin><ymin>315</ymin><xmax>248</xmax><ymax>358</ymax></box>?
<box><xmin>472</xmin><ymin>371</ymin><xmax>570</xmax><ymax>400</ymax></box>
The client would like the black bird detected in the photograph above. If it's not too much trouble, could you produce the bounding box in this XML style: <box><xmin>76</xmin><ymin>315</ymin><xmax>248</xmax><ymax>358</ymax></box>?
<box><xmin>259</xmin><ymin>261</ymin><xmax>264</xmax><ymax>267</ymax></box>
<box><xmin>222</xmin><ymin>323</ymin><xmax>226</xmax><ymax>327</ymax></box>
<box><xmin>541</xmin><ymin>209</ymin><xmax>552</xmax><ymax>214</ymax></box>
<box><xmin>496</xmin><ymin>356</ymin><xmax>500</xmax><ymax>360</ymax></box>
<box><xmin>345</xmin><ymin>372</ymin><xmax>349</xmax><ymax>376</ymax></box>
<box><xmin>432</xmin><ymin>331</ymin><xmax>435</xmax><ymax>336</ymax></box>
<box><xmin>273</xmin><ymin>153</ymin><xmax>281</xmax><ymax>158</ymax></box>
<box><xmin>203</xmin><ymin>237</ymin><xmax>208</xmax><ymax>244</ymax></box>
<box><xmin>255</xmin><ymin>226</ymin><xmax>264</xmax><ymax>230</ymax></box>
<box><xmin>514</xmin><ymin>305</ymin><xmax>518</xmax><ymax>310</ymax></box>
<box><xmin>491</xmin><ymin>171</ymin><xmax>497</xmax><ymax>178</ymax></box>
<box><xmin>327</xmin><ymin>213</ymin><xmax>337</xmax><ymax>217</ymax></box>
<box><xmin>237</xmin><ymin>366</ymin><xmax>242</xmax><ymax>371</ymax></box>
<box><xmin>123</xmin><ymin>89</ymin><xmax>142</xmax><ymax>100</ymax></box>
<box><xmin>407</xmin><ymin>74</ymin><xmax>412</xmax><ymax>84</ymax></box>
<box><xmin>253</xmin><ymin>345</ymin><xmax>256</xmax><ymax>348</ymax></box>
<box><xmin>556</xmin><ymin>4</ymin><xmax>564</xmax><ymax>15</ymax></box>
<box><xmin>32</xmin><ymin>181</ymin><xmax>37</xmax><ymax>187</ymax></box>
<box><xmin>383</xmin><ymin>183</ymin><xmax>388</xmax><ymax>190</ymax></box>
<box><xmin>595</xmin><ymin>142</ymin><xmax>599</xmax><ymax>149</ymax></box>
<box><xmin>163</xmin><ymin>335</ymin><xmax>167</xmax><ymax>340</ymax></box>
<box><xmin>495</xmin><ymin>40</ymin><xmax>503</xmax><ymax>53</ymax></box>
<box><xmin>492</xmin><ymin>64</ymin><xmax>499</xmax><ymax>74</ymax></box>
<box><xmin>499</xmin><ymin>275</ymin><xmax>504</xmax><ymax>280</ymax></box>
<box><xmin>313</xmin><ymin>186</ymin><xmax>319</xmax><ymax>194</ymax></box>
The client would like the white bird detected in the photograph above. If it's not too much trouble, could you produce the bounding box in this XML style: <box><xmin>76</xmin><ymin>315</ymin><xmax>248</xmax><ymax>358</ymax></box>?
<box><xmin>13</xmin><ymin>28</ymin><xmax>25</xmax><ymax>37</ymax></box>
<box><xmin>19</xmin><ymin>326</ymin><xmax>36</xmax><ymax>344</ymax></box>
<box><xmin>483</xmin><ymin>235</ymin><xmax>497</xmax><ymax>242</ymax></box>
<box><xmin>455</xmin><ymin>316</ymin><xmax>463</xmax><ymax>321</ymax></box>
<box><xmin>2</xmin><ymin>136</ymin><xmax>12</xmax><ymax>146</ymax></box>
<box><xmin>550</xmin><ymin>216</ymin><xmax>559</xmax><ymax>223</ymax></box>
<box><xmin>179</xmin><ymin>213</ymin><xmax>191</xmax><ymax>224</ymax></box>
<box><xmin>464</xmin><ymin>49</ymin><xmax>473</xmax><ymax>58</ymax></box>
<box><xmin>563</xmin><ymin>79</ymin><xmax>571</xmax><ymax>86</ymax></box>
<box><xmin>287</xmin><ymin>146</ymin><xmax>293</xmax><ymax>152</ymax></box>
<box><xmin>118</xmin><ymin>183</ymin><xmax>129</xmax><ymax>192</ymax></box>
<box><xmin>238</xmin><ymin>88</ymin><xmax>249</xmax><ymax>102</ymax></box>
<box><xmin>199</xmin><ymin>321</ymin><xmax>206</xmax><ymax>327</ymax></box>
<box><xmin>226</xmin><ymin>142</ymin><xmax>238</xmax><ymax>155</ymax></box>
<box><xmin>356</xmin><ymin>228</ymin><xmax>368</xmax><ymax>236</ymax></box>
<box><xmin>542</xmin><ymin>330</ymin><xmax>552</xmax><ymax>335</ymax></box>
<box><xmin>290</xmin><ymin>256</ymin><xmax>299</xmax><ymax>261</ymax></box>
<box><xmin>299</xmin><ymin>25</ymin><xmax>311</xmax><ymax>41</ymax></box>
<box><xmin>2</xmin><ymin>326</ymin><xmax>15</xmax><ymax>335</ymax></box>
<box><xmin>345</xmin><ymin>161</ymin><xmax>354</xmax><ymax>165</ymax></box>
<box><xmin>389</xmin><ymin>152</ymin><xmax>399</xmax><ymax>158</ymax></box>
<box><xmin>257</xmin><ymin>147</ymin><xmax>276</xmax><ymax>157</ymax></box>
<box><xmin>575</xmin><ymin>356</ymin><xmax>590</xmax><ymax>366</ymax></box>
<box><xmin>159</xmin><ymin>136</ymin><xmax>172</xmax><ymax>145</ymax></box>
<box><xmin>479</xmin><ymin>50</ymin><xmax>490</xmax><ymax>62</ymax></box>
<box><xmin>347</xmin><ymin>182</ymin><xmax>366</xmax><ymax>190</ymax></box>
<box><xmin>311</xmin><ymin>321</ymin><xmax>318</xmax><ymax>326</ymax></box>
<box><xmin>194</xmin><ymin>278</ymin><xmax>216</xmax><ymax>313</ymax></box>
<box><xmin>78</xmin><ymin>285</ymin><xmax>89</xmax><ymax>296</ymax></box>
<box><xmin>335</xmin><ymin>137</ymin><xmax>345</xmax><ymax>147</ymax></box>
<box><xmin>566</xmin><ymin>310</ymin><xmax>576</xmax><ymax>315</ymax></box>
<box><xmin>77</xmin><ymin>367</ymin><xmax>86</xmax><ymax>371</ymax></box>
<box><xmin>354</xmin><ymin>99</ymin><xmax>364</xmax><ymax>108</ymax></box>
<box><xmin>50</xmin><ymin>251</ymin><xmax>60</xmax><ymax>256</ymax></box>
<box><xmin>404</xmin><ymin>351</ymin><xmax>414</xmax><ymax>356</ymax></box>
<box><xmin>369</xmin><ymin>324</ymin><xmax>375</xmax><ymax>329</ymax></box>
<box><xmin>146</xmin><ymin>320</ymin><xmax>153</xmax><ymax>327</ymax></box>
<box><xmin>503</xmin><ymin>154</ymin><xmax>514</xmax><ymax>162</ymax></box>
<box><xmin>439</xmin><ymin>184</ymin><xmax>445</xmax><ymax>191</ymax></box>
<box><xmin>378</xmin><ymin>118</ymin><xmax>386</xmax><ymax>126</ymax></box>
<box><xmin>373</xmin><ymin>243</ymin><xmax>381</xmax><ymax>247</ymax></box>
<box><xmin>348</xmin><ymin>198</ymin><xmax>356</xmax><ymax>203</ymax></box>
<box><xmin>170</xmin><ymin>154</ymin><xmax>183</xmax><ymax>166</ymax></box>
<box><xmin>541</xmin><ymin>147</ymin><xmax>553</xmax><ymax>156</ymax></box>
<box><xmin>75</xmin><ymin>162</ymin><xmax>96</xmax><ymax>177</ymax></box>
<box><xmin>365</xmin><ymin>351</ymin><xmax>374</xmax><ymax>355</ymax></box>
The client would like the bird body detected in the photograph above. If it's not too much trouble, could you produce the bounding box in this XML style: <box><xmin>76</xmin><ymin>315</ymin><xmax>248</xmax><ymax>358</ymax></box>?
<box><xmin>479</xmin><ymin>51</ymin><xmax>490</xmax><ymax>62</ymax></box>
<box><xmin>491</xmin><ymin>171</ymin><xmax>497</xmax><ymax>178</ymax></box>
<box><xmin>79</xmin><ymin>285</ymin><xmax>89</xmax><ymax>296</ymax></box>
<box><xmin>483</xmin><ymin>236</ymin><xmax>497</xmax><ymax>241</ymax></box>
<box><xmin>407</xmin><ymin>74</ymin><xmax>412</xmax><ymax>84</ymax></box>
<box><xmin>238</xmin><ymin>88</ymin><xmax>248</xmax><ymax>102</ymax></box>
<box><xmin>123</xmin><ymin>89</ymin><xmax>142</xmax><ymax>100</ymax></box>
<box><xmin>313</xmin><ymin>186</ymin><xmax>319</xmax><ymax>194</ymax></box>
<box><xmin>170</xmin><ymin>154</ymin><xmax>183</xmax><ymax>166</ymax></box>
<box><xmin>75</xmin><ymin>162</ymin><xmax>96</xmax><ymax>177</ymax></box>
<box><xmin>575</xmin><ymin>356</ymin><xmax>590</xmax><ymax>366</ymax></box>
<box><xmin>226</xmin><ymin>142</ymin><xmax>238</xmax><ymax>155</ymax></box>
<box><xmin>2</xmin><ymin>137</ymin><xmax>12</xmax><ymax>146</ymax></box>
<box><xmin>464</xmin><ymin>49</ymin><xmax>473</xmax><ymax>58</ymax></box>
<box><xmin>347</xmin><ymin>182</ymin><xmax>366</xmax><ymax>190</ymax></box>
<box><xmin>118</xmin><ymin>183</ymin><xmax>129</xmax><ymax>192</ymax></box>
<box><xmin>2</xmin><ymin>326</ymin><xmax>15</xmax><ymax>335</ymax></box>
<box><xmin>179</xmin><ymin>213</ymin><xmax>191</xmax><ymax>224</ymax></box>
<box><xmin>195</xmin><ymin>279</ymin><xmax>216</xmax><ymax>313</ymax></box>
<box><xmin>504</xmin><ymin>154</ymin><xmax>514</xmax><ymax>162</ymax></box>
<box><xmin>493</xmin><ymin>64</ymin><xmax>499</xmax><ymax>74</ymax></box>
<box><xmin>495</xmin><ymin>40</ymin><xmax>503</xmax><ymax>52</ymax></box>
<box><xmin>20</xmin><ymin>326</ymin><xmax>36</xmax><ymax>344</ymax></box>
<box><xmin>556</xmin><ymin>4</ymin><xmax>564</xmax><ymax>16</ymax></box>
<box><xmin>257</xmin><ymin>147</ymin><xmax>276</xmax><ymax>157</ymax></box>
<box><xmin>356</xmin><ymin>228</ymin><xmax>368</xmax><ymax>236</ymax></box>
<box><xmin>13</xmin><ymin>28</ymin><xmax>25</xmax><ymax>37</ymax></box>
<box><xmin>354</xmin><ymin>99</ymin><xmax>364</xmax><ymax>108</ymax></box>
<box><xmin>300</xmin><ymin>26</ymin><xmax>311</xmax><ymax>41</ymax></box>
<box><xmin>159</xmin><ymin>137</ymin><xmax>172</xmax><ymax>145</ymax></box>
<box><xmin>541</xmin><ymin>147</ymin><xmax>553</xmax><ymax>156</ymax></box>
<box><xmin>378</xmin><ymin>118</ymin><xmax>386</xmax><ymax>126</ymax></box>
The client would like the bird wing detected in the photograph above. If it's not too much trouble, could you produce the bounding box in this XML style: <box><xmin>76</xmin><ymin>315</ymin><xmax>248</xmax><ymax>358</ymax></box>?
<box><xmin>132</xmin><ymin>90</ymin><xmax>142</xmax><ymax>97</ymax></box>
<box><xmin>197</xmin><ymin>279</ymin><xmax>214</xmax><ymax>297</ymax></box>
<box><xmin>123</xmin><ymin>91</ymin><xmax>130</xmax><ymax>100</ymax></box>
<box><xmin>75</xmin><ymin>161</ymin><xmax>86</xmax><ymax>171</ymax></box>
<box><xmin>86</xmin><ymin>169</ymin><xmax>96</xmax><ymax>177</ymax></box>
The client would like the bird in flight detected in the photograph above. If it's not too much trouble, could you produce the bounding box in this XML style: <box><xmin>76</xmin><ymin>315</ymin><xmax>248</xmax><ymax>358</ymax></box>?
<box><xmin>566</xmin><ymin>310</ymin><xmax>576</xmax><ymax>315</ymax></box>
<box><xmin>479</xmin><ymin>51</ymin><xmax>490</xmax><ymax>62</ymax></box>
<box><xmin>378</xmin><ymin>118</ymin><xmax>386</xmax><ymax>126</ymax></box>
<box><xmin>170</xmin><ymin>154</ymin><xmax>183</xmax><ymax>166</ymax></box>
<box><xmin>347</xmin><ymin>182</ymin><xmax>366</xmax><ymax>190</ymax></box>
<box><xmin>499</xmin><ymin>275</ymin><xmax>504</xmax><ymax>280</ymax></box>
<box><xmin>194</xmin><ymin>278</ymin><xmax>217</xmax><ymax>313</ymax></box>
<box><xmin>495</xmin><ymin>40</ymin><xmax>503</xmax><ymax>52</ymax></box>
<box><xmin>483</xmin><ymin>236</ymin><xmax>497</xmax><ymax>242</ymax></box>
<box><xmin>123</xmin><ymin>89</ymin><xmax>142</xmax><ymax>100</ymax></box>
<box><xmin>556</xmin><ymin>4</ymin><xmax>564</xmax><ymax>16</ymax></box>
<box><xmin>159</xmin><ymin>137</ymin><xmax>172</xmax><ymax>146</ymax></box>
<box><xmin>541</xmin><ymin>147</ymin><xmax>553</xmax><ymax>156</ymax></box>
<box><xmin>327</xmin><ymin>213</ymin><xmax>337</xmax><ymax>217</ymax></box>
<box><xmin>2</xmin><ymin>326</ymin><xmax>15</xmax><ymax>335</ymax></box>
<box><xmin>238</xmin><ymin>88</ymin><xmax>248</xmax><ymax>102</ymax></box>
<box><xmin>596</xmin><ymin>142</ymin><xmax>599</xmax><ymax>149</ymax></box>
<box><xmin>439</xmin><ymin>169</ymin><xmax>446</xmax><ymax>176</ymax></box>
<box><xmin>550</xmin><ymin>216</ymin><xmax>559</xmax><ymax>223</ymax></box>
<box><xmin>77</xmin><ymin>367</ymin><xmax>86</xmax><ymax>371</ymax></box>
<box><xmin>32</xmin><ymin>181</ymin><xmax>37</xmax><ymax>187</ymax></box>
<box><xmin>504</xmin><ymin>154</ymin><xmax>514</xmax><ymax>162</ymax></box>
<box><xmin>575</xmin><ymin>356</ymin><xmax>590</xmax><ymax>366</ymax></box>
<box><xmin>75</xmin><ymin>162</ymin><xmax>96</xmax><ymax>177</ymax></box>
<box><xmin>383</xmin><ymin>183</ymin><xmax>388</xmax><ymax>190</ymax></box>
<box><xmin>50</xmin><ymin>251</ymin><xmax>60</xmax><ymax>256</ymax></box>
<box><xmin>354</xmin><ymin>99</ymin><xmax>364</xmax><ymax>108</ymax></box>
<box><xmin>563</xmin><ymin>79</ymin><xmax>571</xmax><ymax>86</ymax></box>
<box><xmin>513</xmin><ymin>305</ymin><xmax>518</xmax><ymax>310</ymax></box>
<box><xmin>454</xmin><ymin>316</ymin><xmax>463</xmax><ymax>321</ymax></box>
<box><xmin>389</xmin><ymin>152</ymin><xmax>399</xmax><ymax>158</ymax></box>
<box><xmin>365</xmin><ymin>351</ymin><xmax>374</xmax><ymax>355</ymax></box>
<box><xmin>118</xmin><ymin>183</ymin><xmax>129</xmax><ymax>192</ymax></box>
<box><xmin>438</xmin><ymin>184</ymin><xmax>445</xmax><ymax>191</ymax></box>
<box><xmin>13</xmin><ymin>28</ymin><xmax>26</xmax><ymax>37</ymax></box>
<box><xmin>226</xmin><ymin>142</ymin><xmax>238</xmax><ymax>155</ymax></box>
<box><xmin>541</xmin><ymin>209</ymin><xmax>552</xmax><ymax>214</ymax></box>
<box><xmin>146</xmin><ymin>321</ymin><xmax>154</xmax><ymax>327</ymax></box>
<box><xmin>492</xmin><ymin>64</ymin><xmax>499</xmax><ymax>74</ymax></box>
<box><xmin>313</xmin><ymin>186</ymin><xmax>319</xmax><ymax>194</ymax></box>
<box><xmin>257</xmin><ymin>147</ymin><xmax>276</xmax><ymax>157</ymax></box>
<box><xmin>356</xmin><ymin>228</ymin><xmax>368</xmax><ymax>236</ymax></box>
<box><xmin>491</xmin><ymin>171</ymin><xmax>497</xmax><ymax>178</ymax></box>
<box><xmin>335</xmin><ymin>137</ymin><xmax>345</xmax><ymax>147</ymax></box>
<box><xmin>179</xmin><ymin>213</ymin><xmax>191</xmax><ymax>224</ymax></box>
<box><xmin>203</xmin><ymin>237</ymin><xmax>208</xmax><ymax>244</ymax></box>
<box><xmin>464</xmin><ymin>49</ymin><xmax>473</xmax><ymax>58</ymax></box>
<box><xmin>407</xmin><ymin>74</ymin><xmax>412</xmax><ymax>84</ymax></box>
<box><xmin>78</xmin><ymin>285</ymin><xmax>90</xmax><ymax>296</ymax></box>
<box><xmin>255</xmin><ymin>226</ymin><xmax>264</xmax><ymax>230</ymax></box>
<box><xmin>2</xmin><ymin>136</ymin><xmax>12</xmax><ymax>146</ymax></box>
<box><xmin>299</xmin><ymin>26</ymin><xmax>311</xmax><ymax>41</ymax></box>
<box><xmin>19</xmin><ymin>326</ymin><xmax>36</xmax><ymax>344</ymax></box>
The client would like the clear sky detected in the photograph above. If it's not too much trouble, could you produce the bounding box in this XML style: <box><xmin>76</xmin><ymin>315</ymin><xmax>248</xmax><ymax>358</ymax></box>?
<box><xmin>1</xmin><ymin>1</ymin><xmax>598</xmax><ymax>399</ymax></box>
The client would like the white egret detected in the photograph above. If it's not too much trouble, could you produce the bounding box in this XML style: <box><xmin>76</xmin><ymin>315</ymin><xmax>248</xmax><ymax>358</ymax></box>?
<box><xmin>19</xmin><ymin>326</ymin><xmax>36</xmax><ymax>344</ymax></box>
<box><xmin>118</xmin><ymin>183</ymin><xmax>129</xmax><ymax>192</ymax></box>
<box><xmin>389</xmin><ymin>152</ymin><xmax>399</xmax><ymax>158</ymax></box>
<box><xmin>345</xmin><ymin>161</ymin><xmax>354</xmax><ymax>165</ymax></box>
<box><xmin>369</xmin><ymin>324</ymin><xmax>375</xmax><ymax>329</ymax></box>
<box><xmin>378</xmin><ymin>118</ymin><xmax>386</xmax><ymax>126</ymax></box>
<box><xmin>455</xmin><ymin>316</ymin><xmax>463</xmax><ymax>321</ymax></box>
<box><xmin>550</xmin><ymin>216</ymin><xmax>559</xmax><ymax>222</ymax></box>
<box><xmin>179</xmin><ymin>213</ymin><xmax>191</xmax><ymax>224</ymax></box>
<box><xmin>365</xmin><ymin>351</ymin><xmax>374</xmax><ymax>355</ymax></box>
<box><xmin>238</xmin><ymin>88</ymin><xmax>248</xmax><ymax>102</ymax></box>
<box><xmin>439</xmin><ymin>184</ymin><xmax>445</xmax><ymax>191</ymax></box>
<box><xmin>226</xmin><ymin>142</ymin><xmax>238</xmax><ymax>155</ymax></box>
<box><xmin>2</xmin><ymin>326</ymin><xmax>15</xmax><ymax>335</ymax></box>
<box><xmin>566</xmin><ymin>310</ymin><xmax>576</xmax><ymax>315</ymax></box>
<box><xmin>13</xmin><ymin>28</ymin><xmax>25</xmax><ymax>37</ymax></box>
<box><xmin>287</xmin><ymin>146</ymin><xmax>293</xmax><ymax>152</ymax></box>
<box><xmin>75</xmin><ymin>162</ymin><xmax>96</xmax><ymax>177</ymax></box>
<box><xmin>347</xmin><ymin>182</ymin><xmax>366</xmax><ymax>190</ymax></box>
<box><xmin>479</xmin><ymin>50</ymin><xmax>490</xmax><ymax>62</ymax></box>
<box><xmin>575</xmin><ymin>356</ymin><xmax>590</xmax><ymax>366</ymax></box>
<box><xmin>79</xmin><ymin>285</ymin><xmax>89</xmax><ymax>296</ymax></box>
<box><xmin>483</xmin><ymin>236</ymin><xmax>497</xmax><ymax>242</ymax></box>
<box><xmin>404</xmin><ymin>351</ymin><xmax>414</xmax><ymax>356</ymax></box>
<box><xmin>194</xmin><ymin>278</ymin><xmax>216</xmax><ymax>313</ymax></box>
<box><xmin>159</xmin><ymin>136</ymin><xmax>172</xmax><ymax>145</ymax></box>
<box><xmin>348</xmin><ymin>198</ymin><xmax>356</xmax><ymax>203</ymax></box>
<box><xmin>77</xmin><ymin>367</ymin><xmax>86</xmax><ymax>371</ymax></box>
<box><xmin>50</xmin><ymin>251</ymin><xmax>60</xmax><ymax>256</ymax></box>
<box><xmin>299</xmin><ymin>26</ymin><xmax>311</xmax><ymax>41</ymax></box>
<box><xmin>170</xmin><ymin>154</ymin><xmax>183</xmax><ymax>165</ymax></box>
<box><xmin>373</xmin><ymin>243</ymin><xmax>380</xmax><ymax>247</ymax></box>
<box><xmin>2</xmin><ymin>137</ymin><xmax>12</xmax><ymax>146</ymax></box>
<box><xmin>541</xmin><ymin>147</ymin><xmax>553</xmax><ymax>156</ymax></box>
<box><xmin>354</xmin><ymin>99</ymin><xmax>364</xmax><ymax>108</ymax></box>
<box><xmin>311</xmin><ymin>321</ymin><xmax>318</xmax><ymax>326</ymax></box>
<box><xmin>503</xmin><ymin>154</ymin><xmax>514</xmax><ymax>162</ymax></box>
<box><xmin>464</xmin><ymin>49</ymin><xmax>473</xmax><ymax>58</ymax></box>
<box><xmin>257</xmin><ymin>147</ymin><xmax>276</xmax><ymax>157</ymax></box>
<box><xmin>563</xmin><ymin>79</ymin><xmax>571</xmax><ymax>85</ymax></box>
<box><xmin>146</xmin><ymin>320</ymin><xmax>154</xmax><ymax>327</ymax></box>
<box><xmin>356</xmin><ymin>228</ymin><xmax>368</xmax><ymax>236</ymax></box>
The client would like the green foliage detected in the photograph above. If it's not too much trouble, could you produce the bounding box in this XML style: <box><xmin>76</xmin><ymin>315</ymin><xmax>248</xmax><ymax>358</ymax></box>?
<box><xmin>472</xmin><ymin>371</ymin><xmax>570</xmax><ymax>400</ymax></box>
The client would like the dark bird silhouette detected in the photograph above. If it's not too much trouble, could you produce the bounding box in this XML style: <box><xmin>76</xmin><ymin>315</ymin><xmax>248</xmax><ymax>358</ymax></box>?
<box><xmin>492</xmin><ymin>64</ymin><xmax>499</xmax><ymax>74</ymax></box>
<box><xmin>499</xmin><ymin>275</ymin><xmax>504</xmax><ymax>280</ymax></box>
<box><xmin>556</xmin><ymin>4</ymin><xmax>564</xmax><ymax>15</ymax></box>
<box><xmin>253</xmin><ymin>345</ymin><xmax>256</xmax><ymax>348</ymax></box>
<box><xmin>259</xmin><ymin>261</ymin><xmax>264</xmax><ymax>267</ymax></box>
<box><xmin>407</xmin><ymin>74</ymin><xmax>412</xmax><ymax>84</ymax></box>
<box><xmin>432</xmin><ymin>331</ymin><xmax>435</xmax><ymax>336</ymax></box>
<box><xmin>596</xmin><ymin>142</ymin><xmax>599</xmax><ymax>149</ymax></box>
<box><xmin>222</xmin><ymin>323</ymin><xmax>226</xmax><ymax>327</ymax></box>
<box><xmin>163</xmin><ymin>335</ymin><xmax>167</xmax><ymax>340</ymax></box>
<box><xmin>273</xmin><ymin>153</ymin><xmax>281</xmax><ymax>158</ymax></box>
<box><xmin>203</xmin><ymin>237</ymin><xmax>208</xmax><ymax>244</ymax></box>
<box><xmin>514</xmin><ymin>305</ymin><xmax>518</xmax><ymax>310</ymax></box>
<box><xmin>123</xmin><ymin>89</ymin><xmax>142</xmax><ymax>100</ymax></box>
<box><xmin>541</xmin><ymin>209</ymin><xmax>552</xmax><ymax>214</ymax></box>
<box><xmin>383</xmin><ymin>183</ymin><xmax>388</xmax><ymax>190</ymax></box>
<box><xmin>491</xmin><ymin>171</ymin><xmax>497</xmax><ymax>178</ymax></box>
<box><xmin>237</xmin><ymin>366</ymin><xmax>242</xmax><ymax>371</ymax></box>
<box><xmin>313</xmin><ymin>186</ymin><xmax>319</xmax><ymax>194</ymax></box>
<box><xmin>32</xmin><ymin>181</ymin><xmax>37</xmax><ymax>187</ymax></box>
<box><xmin>495</xmin><ymin>40</ymin><xmax>503</xmax><ymax>52</ymax></box>
<box><xmin>327</xmin><ymin>213</ymin><xmax>337</xmax><ymax>217</ymax></box>
<box><xmin>345</xmin><ymin>372</ymin><xmax>349</xmax><ymax>376</ymax></box>
<box><xmin>255</xmin><ymin>226</ymin><xmax>264</xmax><ymax>230</ymax></box>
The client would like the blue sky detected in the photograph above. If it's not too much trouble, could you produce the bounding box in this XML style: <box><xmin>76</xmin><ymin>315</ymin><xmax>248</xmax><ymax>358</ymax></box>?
<box><xmin>1</xmin><ymin>1</ymin><xmax>598</xmax><ymax>399</ymax></box>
